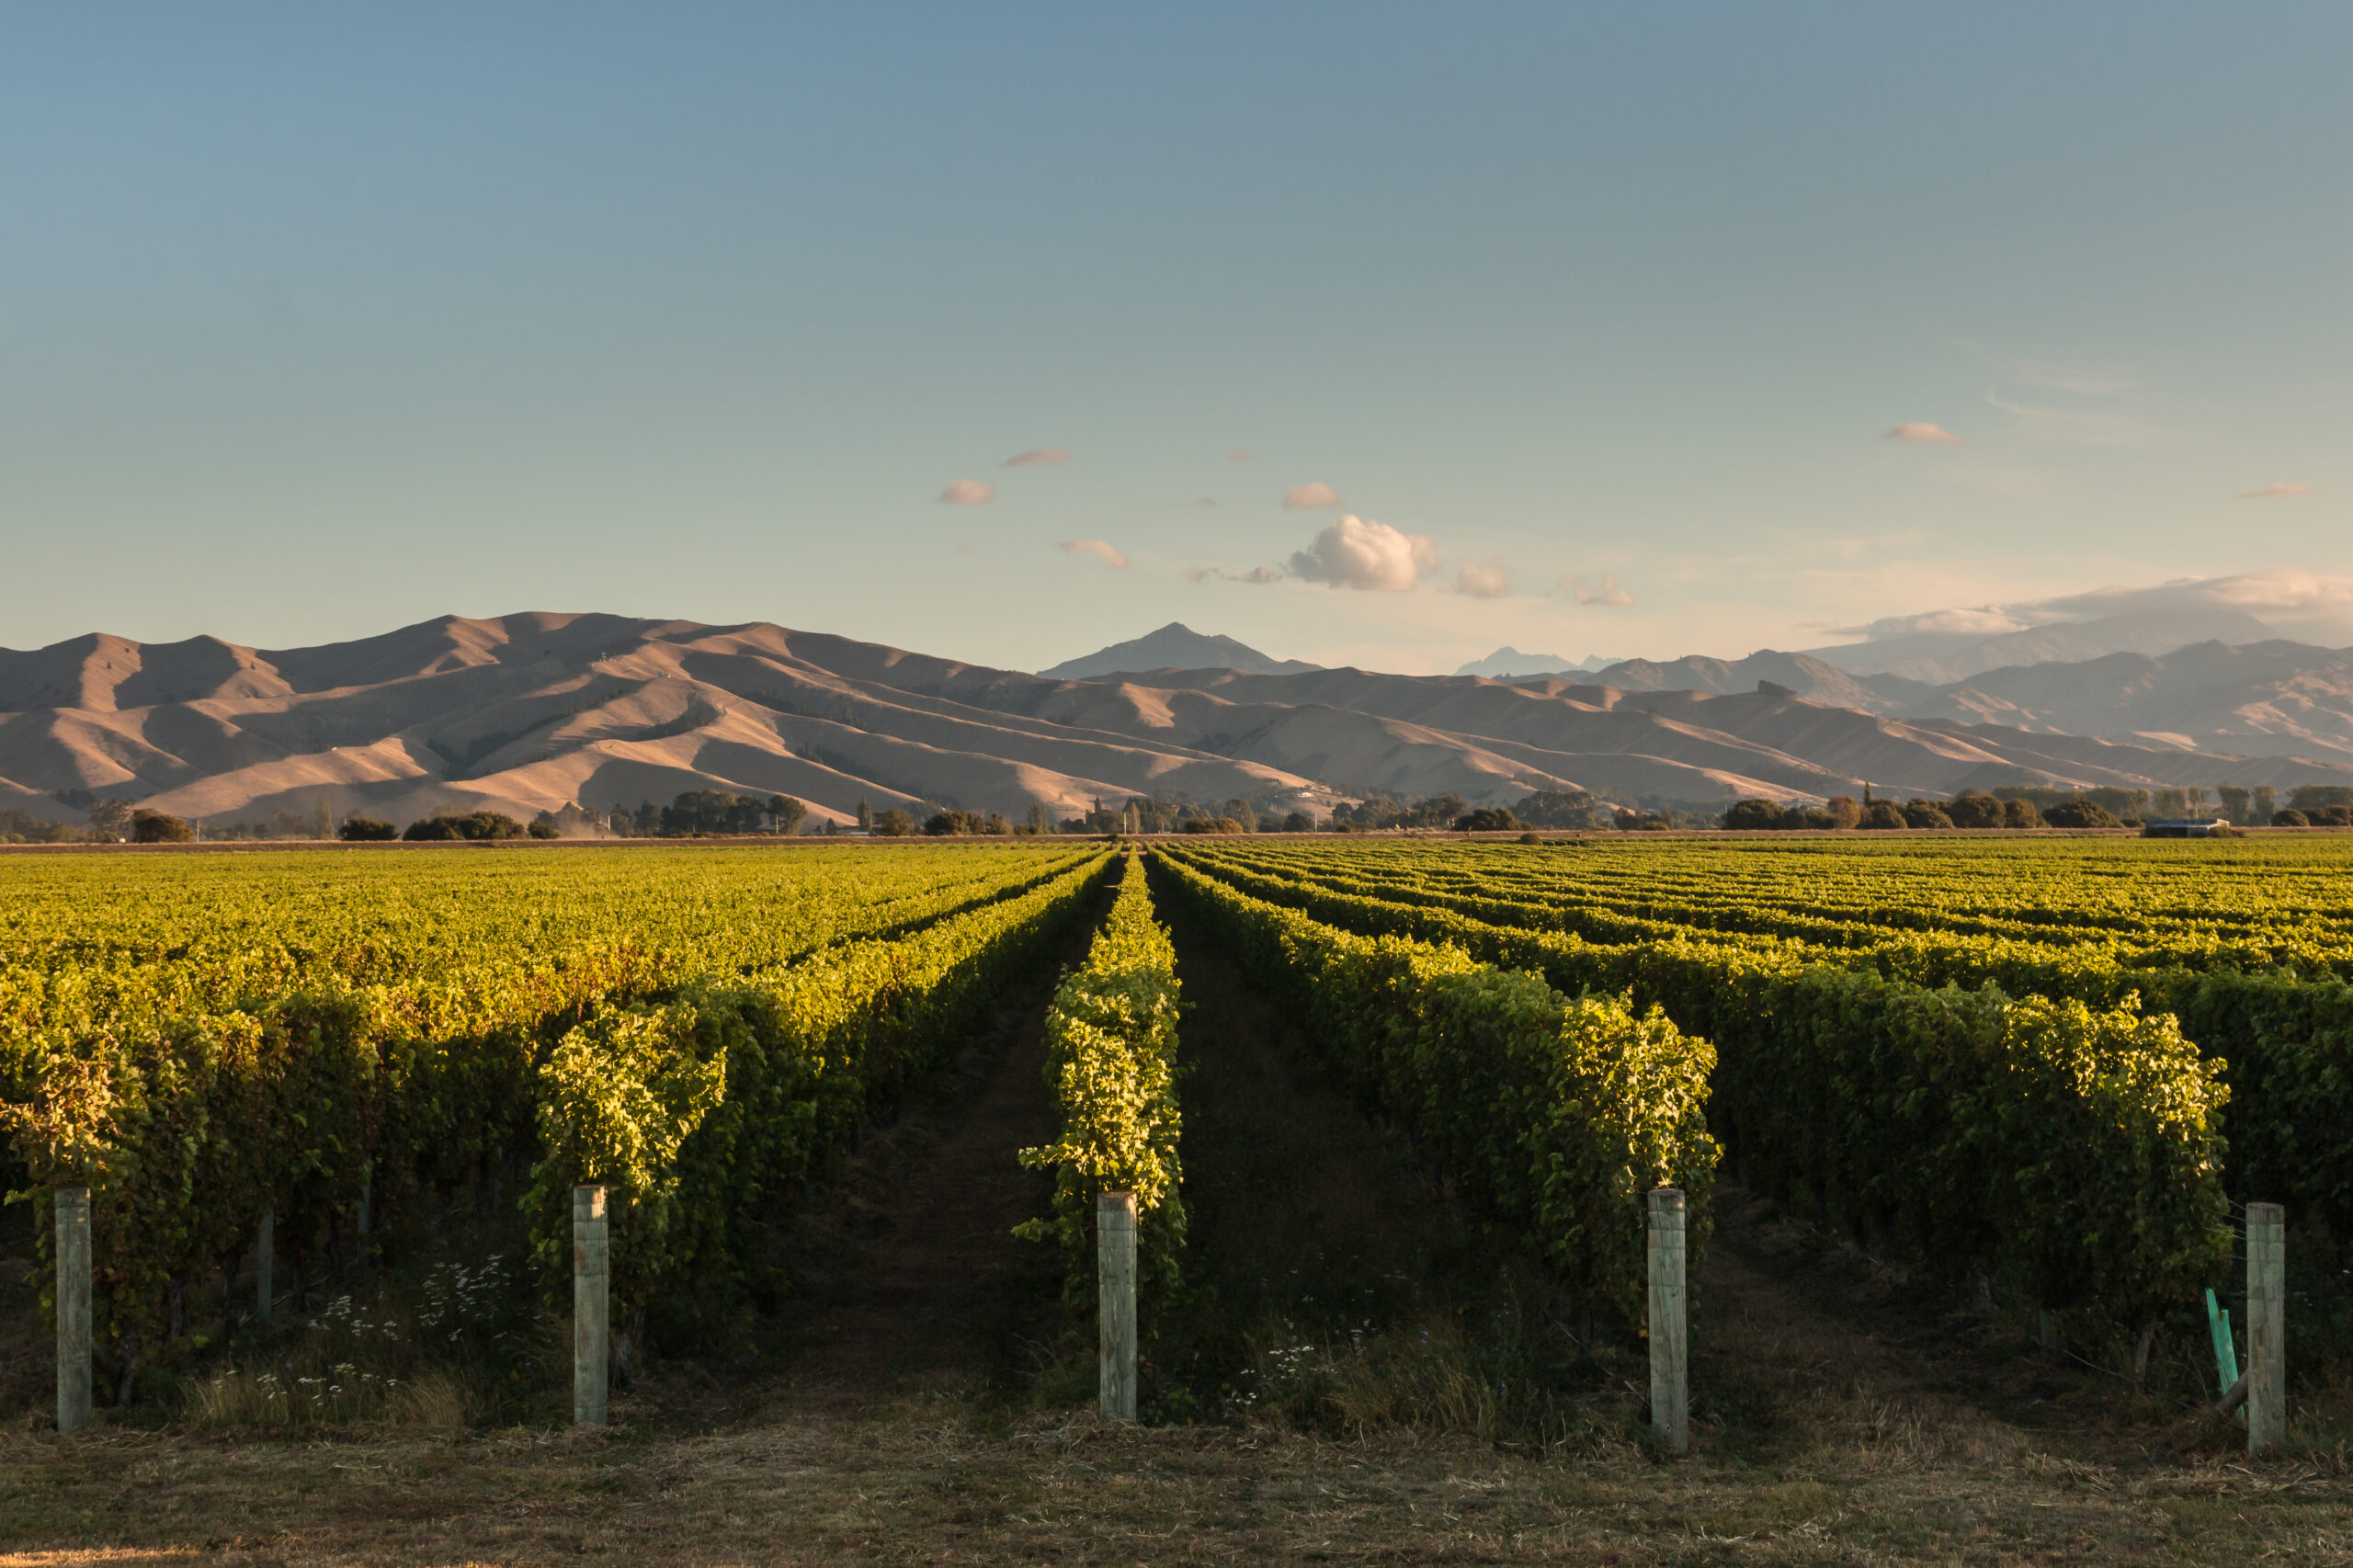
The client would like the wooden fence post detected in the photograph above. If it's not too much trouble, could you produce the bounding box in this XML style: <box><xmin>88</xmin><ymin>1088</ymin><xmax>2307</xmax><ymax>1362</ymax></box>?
<box><xmin>574</xmin><ymin>1186</ymin><xmax>609</xmax><ymax>1426</ymax></box>
<box><xmin>55</xmin><ymin>1187</ymin><xmax>91</xmax><ymax>1435</ymax></box>
<box><xmin>2247</xmin><ymin>1200</ymin><xmax>2286</xmax><ymax>1454</ymax></box>
<box><xmin>256</xmin><ymin>1205</ymin><xmax>274</xmax><ymax>1326</ymax></box>
<box><xmin>1097</xmin><ymin>1189</ymin><xmax>1138</xmax><ymax>1423</ymax></box>
<box><xmin>1647</xmin><ymin>1187</ymin><xmax>1689</xmax><ymax>1454</ymax></box>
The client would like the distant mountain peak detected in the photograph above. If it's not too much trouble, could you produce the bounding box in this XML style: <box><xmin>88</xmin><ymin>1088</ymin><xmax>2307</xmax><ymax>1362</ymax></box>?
<box><xmin>1454</xmin><ymin>647</ymin><xmax>1620</xmax><ymax>678</ymax></box>
<box><xmin>1040</xmin><ymin>624</ymin><xmax>1321</xmax><ymax>679</ymax></box>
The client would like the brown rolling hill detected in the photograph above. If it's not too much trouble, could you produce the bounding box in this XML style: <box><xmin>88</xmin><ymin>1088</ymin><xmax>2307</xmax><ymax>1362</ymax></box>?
<box><xmin>6</xmin><ymin>611</ymin><xmax>2353</xmax><ymax>833</ymax></box>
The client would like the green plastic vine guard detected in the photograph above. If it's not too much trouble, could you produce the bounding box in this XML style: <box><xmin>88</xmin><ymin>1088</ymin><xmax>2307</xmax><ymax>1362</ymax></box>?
<box><xmin>2206</xmin><ymin>1286</ymin><xmax>2241</xmax><ymax>1391</ymax></box>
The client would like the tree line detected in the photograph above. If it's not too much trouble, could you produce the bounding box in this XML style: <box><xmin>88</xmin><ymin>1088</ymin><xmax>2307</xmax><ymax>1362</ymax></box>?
<box><xmin>1716</xmin><ymin>782</ymin><xmax>2353</xmax><ymax>832</ymax></box>
<box><xmin>18</xmin><ymin>778</ymin><xmax>2353</xmax><ymax>849</ymax></box>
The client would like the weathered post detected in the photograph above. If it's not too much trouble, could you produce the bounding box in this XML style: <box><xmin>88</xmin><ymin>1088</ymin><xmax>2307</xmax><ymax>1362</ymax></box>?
<box><xmin>1647</xmin><ymin>1187</ymin><xmax>1689</xmax><ymax>1453</ymax></box>
<box><xmin>2247</xmin><ymin>1201</ymin><xmax>2286</xmax><ymax>1454</ymax></box>
<box><xmin>1097</xmin><ymin>1189</ymin><xmax>1138</xmax><ymax>1423</ymax></box>
<box><xmin>574</xmin><ymin>1186</ymin><xmax>609</xmax><ymax>1426</ymax></box>
<box><xmin>256</xmin><ymin>1205</ymin><xmax>274</xmax><ymax>1326</ymax></box>
<box><xmin>56</xmin><ymin>1187</ymin><xmax>92</xmax><ymax>1435</ymax></box>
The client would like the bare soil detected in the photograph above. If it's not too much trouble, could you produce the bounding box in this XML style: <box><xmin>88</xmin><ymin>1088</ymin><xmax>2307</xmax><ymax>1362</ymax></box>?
<box><xmin>3</xmin><ymin>899</ymin><xmax>2350</xmax><ymax>1563</ymax></box>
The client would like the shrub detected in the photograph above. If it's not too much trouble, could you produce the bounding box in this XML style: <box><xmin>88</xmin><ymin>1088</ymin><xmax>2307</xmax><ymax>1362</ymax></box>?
<box><xmin>1514</xmin><ymin>790</ymin><xmax>1612</xmax><ymax>830</ymax></box>
<box><xmin>870</xmin><ymin>808</ymin><xmax>917</xmax><ymax>837</ymax></box>
<box><xmin>1179</xmin><ymin>817</ymin><xmax>1245</xmax><ymax>834</ymax></box>
<box><xmin>2044</xmin><ymin>800</ymin><xmax>2121</xmax><ymax>829</ymax></box>
<box><xmin>1824</xmin><ymin>795</ymin><xmax>1861</xmax><ymax>829</ymax></box>
<box><xmin>1454</xmin><ymin>807</ymin><xmax>1521</xmax><ymax>833</ymax></box>
<box><xmin>925</xmin><ymin>810</ymin><xmax>990</xmax><ymax>836</ymax></box>
<box><xmin>1943</xmin><ymin>793</ymin><xmax>2006</xmax><ymax>829</ymax></box>
<box><xmin>129</xmin><ymin>811</ymin><xmax>195</xmax><ymax>844</ymax></box>
<box><xmin>403</xmin><ymin>812</ymin><xmax>523</xmax><ymax>842</ymax></box>
<box><xmin>338</xmin><ymin>816</ymin><xmax>398</xmax><ymax>842</ymax></box>
<box><xmin>1903</xmin><ymin>800</ymin><xmax>1956</xmax><ymax>830</ymax></box>
<box><xmin>1722</xmin><ymin>799</ymin><xmax>1786</xmax><ymax>831</ymax></box>
<box><xmin>1859</xmin><ymin>800</ymin><xmax>1907</xmax><ymax>829</ymax></box>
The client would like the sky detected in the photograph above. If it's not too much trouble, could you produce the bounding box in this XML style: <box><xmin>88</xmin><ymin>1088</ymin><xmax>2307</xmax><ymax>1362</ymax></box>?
<box><xmin>4</xmin><ymin>5</ymin><xmax>2349</xmax><ymax>675</ymax></box>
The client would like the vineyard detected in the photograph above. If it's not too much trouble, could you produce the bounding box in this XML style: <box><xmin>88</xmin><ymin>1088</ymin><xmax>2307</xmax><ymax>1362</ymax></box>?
<box><xmin>0</xmin><ymin>842</ymin><xmax>1114</xmax><ymax>1393</ymax></box>
<box><xmin>1159</xmin><ymin>835</ymin><xmax>2353</xmax><ymax>1281</ymax></box>
<box><xmin>2</xmin><ymin>831</ymin><xmax>2348</xmax><ymax>1561</ymax></box>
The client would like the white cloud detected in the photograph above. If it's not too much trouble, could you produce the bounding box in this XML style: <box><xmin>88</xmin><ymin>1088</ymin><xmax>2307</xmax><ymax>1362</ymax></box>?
<box><xmin>1288</xmin><ymin>516</ymin><xmax>1436</xmax><ymax>591</ymax></box>
<box><xmin>2237</xmin><ymin>482</ymin><xmax>2311</xmax><ymax>501</ymax></box>
<box><xmin>1003</xmin><ymin>447</ymin><xmax>1072</xmax><ymax>468</ymax></box>
<box><xmin>1282</xmin><ymin>482</ymin><xmax>1344</xmax><ymax>510</ymax></box>
<box><xmin>1452</xmin><ymin>563</ymin><xmax>1512</xmax><ymax>599</ymax></box>
<box><xmin>1227</xmin><ymin>446</ymin><xmax>1258</xmax><ymax>463</ymax></box>
<box><xmin>938</xmin><ymin>478</ymin><xmax>995</xmax><ymax>506</ymax></box>
<box><xmin>1058</xmin><ymin>540</ymin><xmax>1129</xmax><ymax>569</ymax></box>
<box><xmin>1563</xmin><ymin>572</ymin><xmax>1635</xmax><ymax>608</ymax></box>
<box><xmin>1886</xmin><ymin>422</ymin><xmax>1962</xmax><ymax>445</ymax></box>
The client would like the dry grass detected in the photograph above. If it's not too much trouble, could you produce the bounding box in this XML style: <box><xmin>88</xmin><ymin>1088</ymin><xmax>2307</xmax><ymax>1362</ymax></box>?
<box><xmin>3</xmin><ymin>1381</ymin><xmax>2352</xmax><ymax>1566</ymax></box>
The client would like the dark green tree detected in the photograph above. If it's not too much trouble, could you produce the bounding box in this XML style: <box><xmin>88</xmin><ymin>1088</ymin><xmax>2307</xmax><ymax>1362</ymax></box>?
<box><xmin>130</xmin><ymin>810</ymin><xmax>195</xmax><ymax>844</ymax></box>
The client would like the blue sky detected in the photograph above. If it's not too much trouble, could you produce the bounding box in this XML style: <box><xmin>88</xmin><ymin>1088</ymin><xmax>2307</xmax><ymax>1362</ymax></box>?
<box><xmin>5</xmin><ymin>5</ymin><xmax>2348</xmax><ymax>673</ymax></box>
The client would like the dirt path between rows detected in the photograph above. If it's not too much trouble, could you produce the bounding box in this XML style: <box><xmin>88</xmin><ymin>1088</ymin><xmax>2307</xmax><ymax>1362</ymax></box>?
<box><xmin>767</xmin><ymin>892</ymin><xmax>1106</xmax><ymax>1404</ymax></box>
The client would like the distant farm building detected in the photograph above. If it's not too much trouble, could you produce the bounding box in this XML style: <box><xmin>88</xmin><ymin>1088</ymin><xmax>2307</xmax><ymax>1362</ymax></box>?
<box><xmin>2142</xmin><ymin>818</ymin><xmax>2232</xmax><ymax>839</ymax></box>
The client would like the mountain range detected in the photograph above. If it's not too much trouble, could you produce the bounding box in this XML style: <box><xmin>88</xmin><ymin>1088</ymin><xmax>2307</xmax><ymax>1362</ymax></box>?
<box><xmin>9</xmin><ymin>612</ymin><xmax>2353</xmax><ymax>833</ymax></box>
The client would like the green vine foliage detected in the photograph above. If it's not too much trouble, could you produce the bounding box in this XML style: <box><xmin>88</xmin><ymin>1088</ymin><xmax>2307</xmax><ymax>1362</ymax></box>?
<box><xmin>1018</xmin><ymin>854</ymin><xmax>1187</xmax><ymax>1308</ymax></box>
<box><xmin>1173</xmin><ymin>844</ymin><xmax>2318</xmax><ymax>1237</ymax></box>
<box><xmin>527</xmin><ymin>1000</ymin><xmax>726</xmax><ymax>1324</ymax></box>
<box><xmin>1155</xmin><ymin>853</ymin><xmax>1718</xmax><ymax>1332</ymax></box>
<box><xmin>1</xmin><ymin>849</ymin><xmax>1117</xmax><ymax>1357</ymax></box>
<box><xmin>1165</xmin><ymin>846</ymin><xmax>2231</xmax><ymax>1336</ymax></box>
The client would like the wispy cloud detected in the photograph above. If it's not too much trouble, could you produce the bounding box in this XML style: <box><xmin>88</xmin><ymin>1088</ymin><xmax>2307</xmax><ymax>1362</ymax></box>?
<box><xmin>1833</xmin><ymin>568</ymin><xmax>2353</xmax><ymax>645</ymax></box>
<box><xmin>1188</xmin><ymin>496</ymin><xmax>1217</xmax><ymax>507</ymax></box>
<box><xmin>1289</xmin><ymin>516</ymin><xmax>1436</xmax><ymax>591</ymax></box>
<box><xmin>1563</xmin><ymin>573</ymin><xmax>1635</xmax><ymax>607</ymax></box>
<box><xmin>1834</xmin><ymin>605</ymin><xmax>2030</xmax><ymax>639</ymax></box>
<box><xmin>2237</xmin><ymin>482</ymin><xmax>2311</xmax><ymax>501</ymax></box>
<box><xmin>1003</xmin><ymin>447</ymin><xmax>1072</xmax><ymax>468</ymax></box>
<box><xmin>2014</xmin><ymin>362</ymin><xmax>2139</xmax><ymax>396</ymax></box>
<box><xmin>1282</xmin><ymin>482</ymin><xmax>1344</xmax><ymax>510</ymax></box>
<box><xmin>938</xmin><ymin>478</ymin><xmax>995</xmax><ymax>506</ymax></box>
<box><xmin>1984</xmin><ymin>393</ymin><xmax>2159</xmax><ymax>447</ymax></box>
<box><xmin>1452</xmin><ymin>563</ymin><xmax>1512</xmax><ymax>599</ymax></box>
<box><xmin>1886</xmin><ymin>422</ymin><xmax>1962</xmax><ymax>445</ymax></box>
<box><xmin>1187</xmin><ymin>565</ymin><xmax>1278</xmax><ymax>585</ymax></box>
<box><xmin>1059</xmin><ymin>540</ymin><xmax>1129</xmax><ymax>569</ymax></box>
<box><xmin>1227</xmin><ymin>446</ymin><xmax>1258</xmax><ymax>463</ymax></box>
